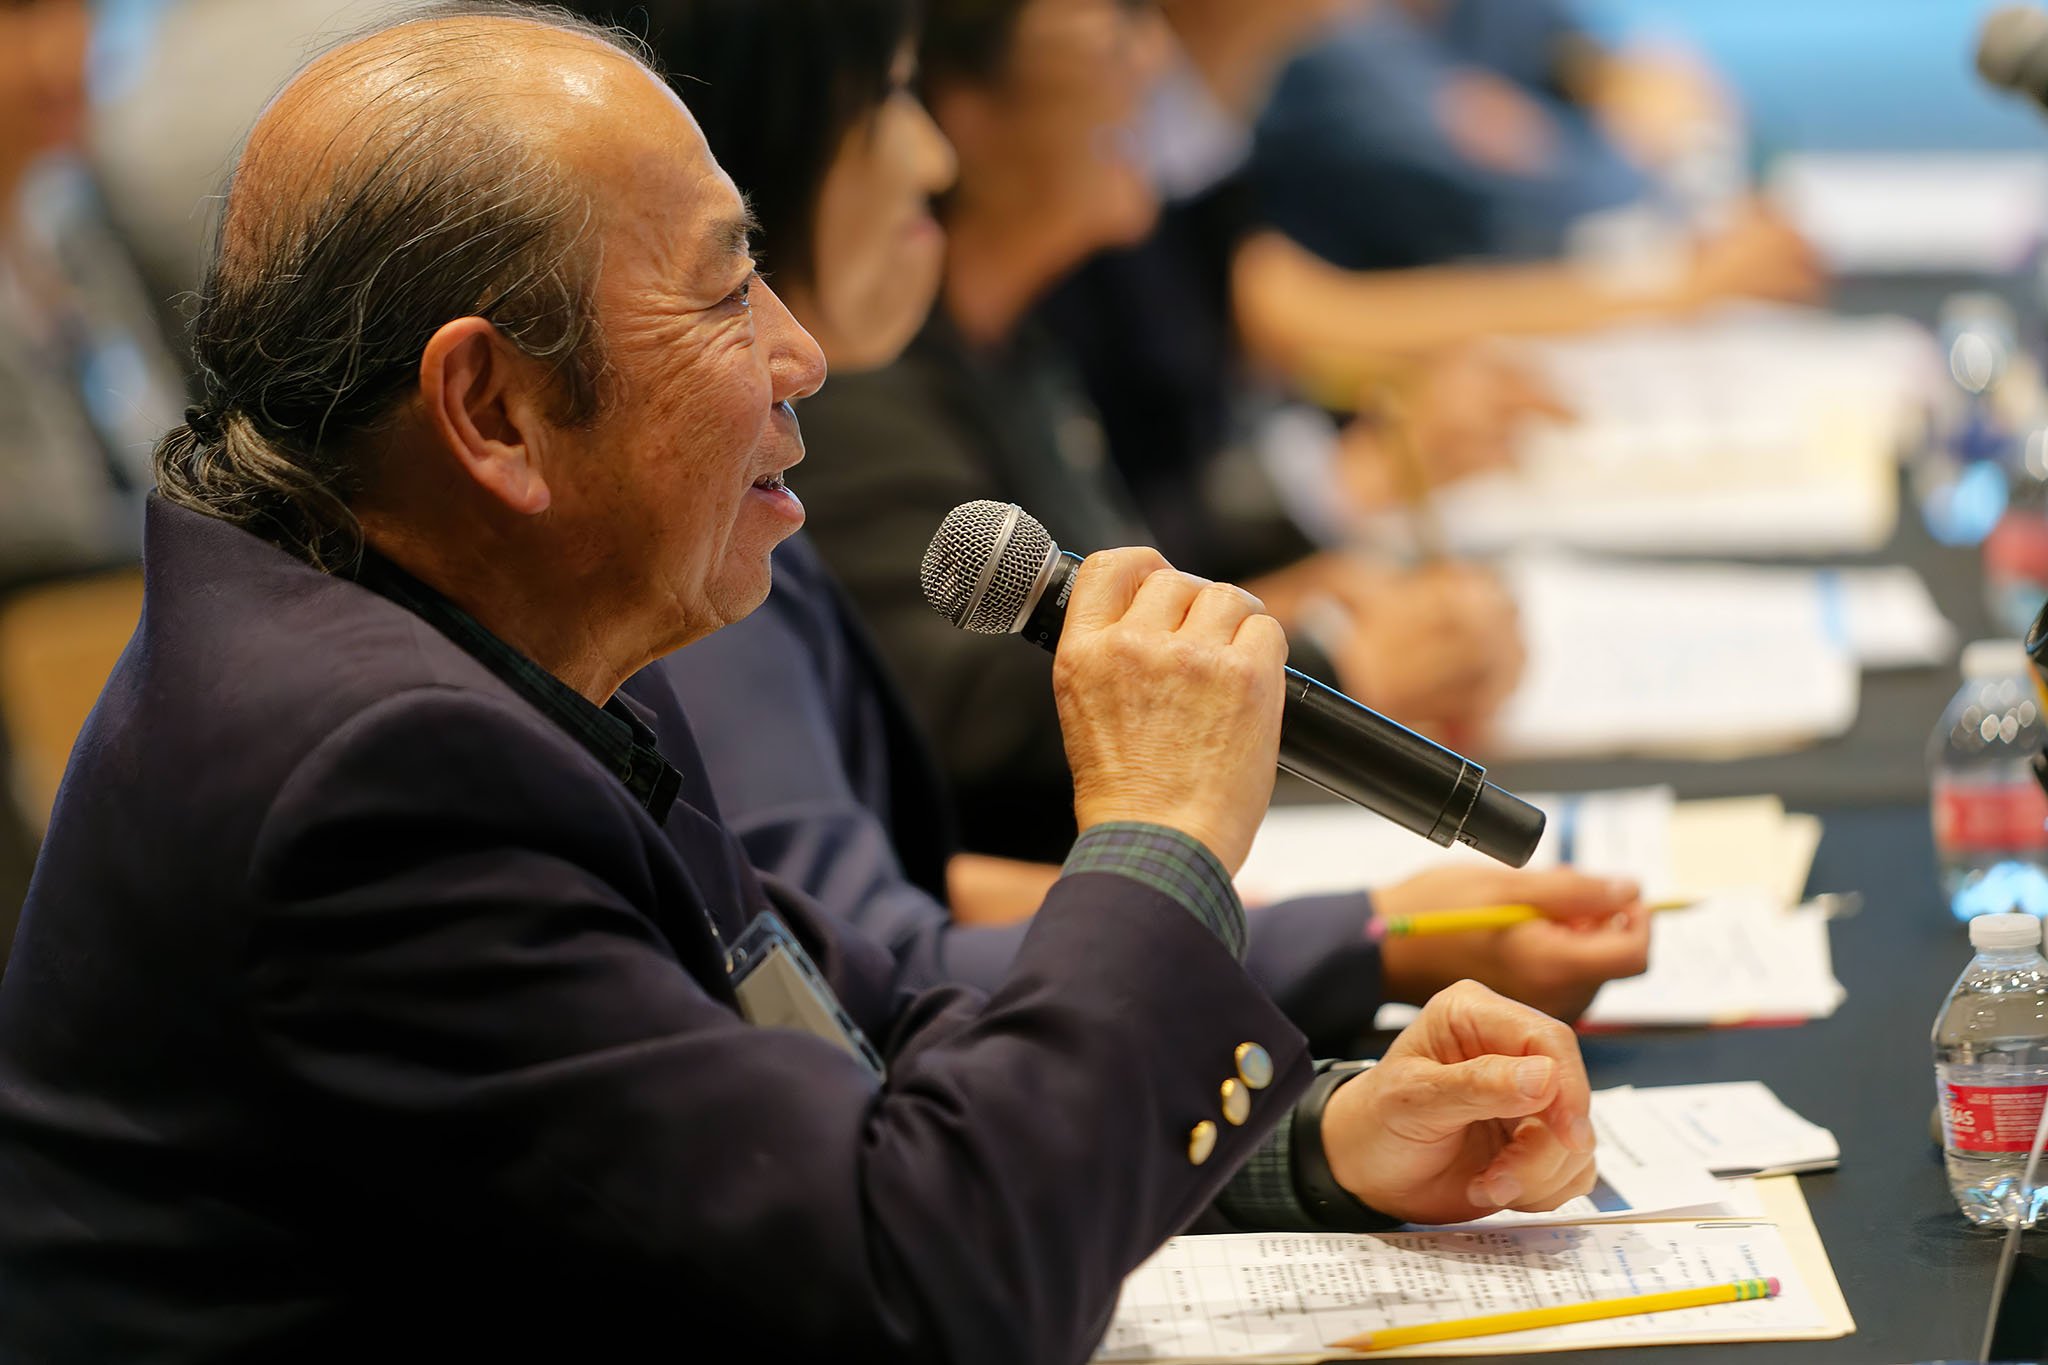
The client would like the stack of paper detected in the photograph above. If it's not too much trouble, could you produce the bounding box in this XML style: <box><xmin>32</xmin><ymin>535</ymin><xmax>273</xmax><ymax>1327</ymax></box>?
<box><xmin>1487</xmin><ymin>554</ymin><xmax>1954</xmax><ymax>762</ymax></box>
<box><xmin>1666</xmin><ymin>795</ymin><xmax>1823</xmax><ymax>910</ymax></box>
<box><xmin>1769</xmin><ymin>152</ymin><xmax>2048</xmax><ymax>275</ymax></box>
<box><xmin>1584</xmin><ymin>795</ymin><xmax>1842</xmax><ymax>1030</ymax></box>
<box><xmin>1406</xmin><ymin>1085</ymin><xmax>1832</xmax><ymax>1234</ymax></box>
<box><xmin>1583</xmin><ymin>892</ymin><xmax>1845</xmax><ymax>1030</ymax></box>
<box><xmin>1829</xmin><ymin>564</ymin><xmax>1962</xmax><ymax>669</ymax></box>
<box><xmin>1237</xmin><ymin>787</ymin><xmax>1675</xmax><ymax>907</ymax></box>
<box><xmin>1239</xmin><ymin>789</ymin><xmax>1820</xmax><ymax>913</ymax></box>
<box><xmin>1240</xmin><ymin>790</ymin><xmax>1843</xmax><ymax>1031</ymax></box>
<box><xmin>1428</xmin><ymin>1088</ymin><xmax>1749</xmax><ymax>1233</ymax></box>
<box><xmin>1621</xmin><ymin>1082</ymin><xmax>1840</xmax><ymax>1180</ymax></box>
<box><xmin>1095</xmin><ymin>1178</ymin><xmax>1853</xmax><ymax>1360</ymax></box>
<box><xmin>1351</xmin><ymin>305</ymin><xmax>1932</xmax><ymax>559</ymax></box>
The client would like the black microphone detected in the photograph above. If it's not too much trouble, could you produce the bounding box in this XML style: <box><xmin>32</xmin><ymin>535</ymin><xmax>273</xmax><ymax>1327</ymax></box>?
<box><xmin>1978</xmin><ymin>6</ymin><xmax>2048</xmax><ymax>110</ymax></box>
<box><xmin>919</xmin><ymin>501</ymin><xmax>1546</xmax><ymax>868</ymax></box>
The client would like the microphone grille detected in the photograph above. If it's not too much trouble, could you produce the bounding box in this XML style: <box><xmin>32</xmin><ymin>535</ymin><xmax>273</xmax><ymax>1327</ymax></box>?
<box><xmin>920</xmin><ymin>500</ymin><xmax>1055</xmax><ymax>635</ymax></box>
<box><xmin>1980</xmin><ymin>5</ymin><xmax>2048</xmax><ymax>87</ymax></box>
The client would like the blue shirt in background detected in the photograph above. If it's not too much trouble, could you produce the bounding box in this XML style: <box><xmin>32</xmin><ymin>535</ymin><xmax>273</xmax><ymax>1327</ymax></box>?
<box><xmin>1252</xmin><ymin>0</ymin><xmax>1649</xmax><ymax>269</ymax></box>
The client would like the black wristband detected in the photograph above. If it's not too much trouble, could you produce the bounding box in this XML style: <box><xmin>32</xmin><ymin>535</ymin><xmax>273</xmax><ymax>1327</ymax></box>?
<box><xmin>1288</xmin><ymin>1060</ymin><xmax>1404</xmax><ymax>1233</ymax></box>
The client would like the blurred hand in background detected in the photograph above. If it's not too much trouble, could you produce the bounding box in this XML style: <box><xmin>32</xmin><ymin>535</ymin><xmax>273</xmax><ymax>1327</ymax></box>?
<box><xmin>1250</xmin><ymin>554</ymin><xmax>1524</xmax><ymax>734</ymax></box>
<box><xmin>1334</xmin><ymin>343</ymin><xmax>1573</xmax><ymax>511</ymax></box>
<box><xmin>1684</xmin><ymin>199</ymin><xmax>1827</xmax><ymax>309</ymax></box>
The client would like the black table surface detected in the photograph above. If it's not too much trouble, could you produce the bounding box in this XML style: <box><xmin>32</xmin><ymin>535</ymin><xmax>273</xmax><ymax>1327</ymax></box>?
<box><xmin>1526</xmin><ymin>801</ymin><xmax>2011</xmax><ymax>1365</ymax></box>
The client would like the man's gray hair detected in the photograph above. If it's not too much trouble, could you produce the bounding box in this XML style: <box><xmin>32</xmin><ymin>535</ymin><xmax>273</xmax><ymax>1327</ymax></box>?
<box><xmin>153</xmin><ymin>4</ymin><xmax>654</xmax><ymax>571</ymax></box>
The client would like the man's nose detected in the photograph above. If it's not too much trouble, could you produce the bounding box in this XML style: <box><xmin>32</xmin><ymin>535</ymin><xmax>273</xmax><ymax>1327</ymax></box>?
<box><xmin>754</xmin><ymin>279</ymin><xmax>827</xmax><ymax>405</ymax></box>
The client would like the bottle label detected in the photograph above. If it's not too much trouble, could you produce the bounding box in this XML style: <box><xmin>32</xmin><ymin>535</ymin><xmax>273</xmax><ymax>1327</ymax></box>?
<box><xmin>1943</xmin><ymin>1082</ymin><xmax>2048</xmax><ymax>1153</ymax></box>
<box><xmin>1933</xmin><ymin>778</ymin><xmax>2048</xmax><ymax>854</ymax></box>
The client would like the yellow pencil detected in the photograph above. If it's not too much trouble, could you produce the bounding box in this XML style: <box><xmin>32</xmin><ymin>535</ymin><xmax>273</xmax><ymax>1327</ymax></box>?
<box><xmin>1380</xmin><ymin>899</ymin><xmax>1696</xmax><ymax>938</ymax></box>
<box><xmin>1329</xmin><ymin>1276</ymin><xmax>1780</xmax><ymax>1353</ymax></box>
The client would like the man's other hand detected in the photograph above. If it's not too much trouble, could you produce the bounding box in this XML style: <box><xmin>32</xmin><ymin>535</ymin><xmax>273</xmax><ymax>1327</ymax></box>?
<box><xmin>1322</xmin><ymin>981</ymin><xmax>1597</xmax><ymax>1226</ymax></box>
<box><xmin>1055</xmin><ymin>547</ymin><xmax>1288</xmax><ymax>874</ymax></box>
<box><xmin>1376</xmin><ymin>867</ymin><xmax>1651</xmax><ymax>1021</ymax></box>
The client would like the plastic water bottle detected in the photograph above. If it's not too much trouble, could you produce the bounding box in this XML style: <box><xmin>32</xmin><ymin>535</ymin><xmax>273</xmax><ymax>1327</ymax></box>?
<box><xmin>1935</xmin><ymin>912</ymin><xmax>2048</xmax><ymax>1227</ymax></box>
<box><xmin>1930</xmin><ymin>640</ymin><xmax>2048</xmax><ymax>921</ymax></box>
<box><xmin>1916</xmin><ymin>294</ymin><xmax>2034</xmax><ymax>547</ymax></box>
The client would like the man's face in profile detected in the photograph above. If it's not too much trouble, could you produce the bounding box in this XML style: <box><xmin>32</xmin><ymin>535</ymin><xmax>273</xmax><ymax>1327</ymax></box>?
<box><xmin>533</xmin><ymin>54</ymin><xmax>826</xmax><ymax>651</ymax></box>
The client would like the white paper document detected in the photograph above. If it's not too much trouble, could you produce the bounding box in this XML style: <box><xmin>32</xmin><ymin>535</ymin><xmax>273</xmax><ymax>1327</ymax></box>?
<box><xmin>1583</xmin><ymin>892</ymin><xmax>1846</xmax><ymax>1029</ymax></box>
<box><xmin>1827</xmin><ymin>564</ymin><xmax>1957</xmax><ymax>669</ymax></box>
<box><xmin>1237</xmin><ymin>788</ymin><xmax>1674</xmax><ymax>907</ymax></box>
<box><xmin>1242</xmin><ymin>790</ymin><xmax>1820</xmax><ymax>911</ymax></box>
<box><xmin>1667</xmin><ymin>795</ymin><xmax>1822</xmax><ymax>906</ymax></box>
<box><xmin>1626</xmin><ymin>1082</ymin><xmax>1840</xmax><ymax>1178</ymax></box>
<box><xmin>1424</xmin><ymin>1089</ymin><xmax>1727</xmax><ymax>1231</ymax></box>
<box><xmin>1352</xmin><ymin>306</ymin><xmax>1931</xmax><ymax>559</ymax></box>
<box><xmin>1490</xmin><ymin>555</ymin><xmax>1864</xmax><ymax>761</ymax></box>
<box><xmin>1096</xmin><ymin>1221</ymin><xmax>1833</xmax><ymax>1361</ymax></box>
<box><xmin>1770</xmin><ymin>152</ymin><xmax>2048</xmax><ymax>275</ymax></box>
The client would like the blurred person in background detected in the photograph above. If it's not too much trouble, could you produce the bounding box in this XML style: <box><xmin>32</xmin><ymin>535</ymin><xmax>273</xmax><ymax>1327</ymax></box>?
<box><xmin>1043</xmin><ymin>0</ymin><xmax>1820</xmax><ymax>541</ymax></box>
<box><xmin>788</xmin><ymin>0</ymin><xmax>1527</xmax><ymax>866</ymax></box>
<box><xmin>607</xmin><ymin>0</ymin><xmax>1650</xmax><ymax>1048</ymax></box>
<box><xmin>1260</xmin><ymin>0</ymin><xmax>1652</xmax><ymax>270</ymax></box>
<box><xmin>1235</xmin><ymin>0</ymin><xmax>1824</xmax><ymax>364</ymax></box>
<box><xmin>0</xmin><ymin>0</ymin><xmax>182</xmax><ymax>589</ymax></box>
<box><xmin>0</xmin><ymin>0</ymin><xmax>188</xmax><ymax>951</ymax></box>
<box><xmin>90</xmin><ymin>0</ymin><xmax>433</xmax><ymax>342</ymax></box>
<box><xmin>1419</xmin><ymin>0</ymin><xmax>1737</xmax><ymax>176</ymax></box>
<box><xmin>1036</xmin><ymin>0</ymin><xmax>1575</xmax><ymax>598</ymax></box>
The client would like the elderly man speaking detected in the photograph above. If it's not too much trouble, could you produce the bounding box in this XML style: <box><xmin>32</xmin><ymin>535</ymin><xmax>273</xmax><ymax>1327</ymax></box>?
<box><xmin>0</xmin><ymin>8</ymin><xmax>1597</xmax><ymax>1361</ymax></box>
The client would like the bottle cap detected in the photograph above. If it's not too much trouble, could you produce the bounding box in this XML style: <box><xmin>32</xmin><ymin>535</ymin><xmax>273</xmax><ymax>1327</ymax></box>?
<box><xmin>1970</xmin><ymin>911</ymin><xmax>2043</xmax><ymax>950</ymax></box>
<box><xmin>1962</xmin><ymin>639</ymin><xmax>2029</xmax><ymax>681</ymax></box>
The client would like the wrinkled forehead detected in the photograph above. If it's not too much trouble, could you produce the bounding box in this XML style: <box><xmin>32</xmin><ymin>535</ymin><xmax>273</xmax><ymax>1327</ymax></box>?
<box><xmin>441</xmin><ymin>26</ymin><xmax>746</xmax><ymax>284</ymax></box>
<box><xmin>224</xmin><ymin>14</ymin><xmax>753</xmax><ymax>300</ymax></box>
<box><xmin>234</xmin><ymin>15</ymin><xmax>728</xmax><ymax>247</ymax></box>
<box><xmin>563</xmin><ymin>83</ymin><xmax>755</xmax><ymax>299</ymax></box>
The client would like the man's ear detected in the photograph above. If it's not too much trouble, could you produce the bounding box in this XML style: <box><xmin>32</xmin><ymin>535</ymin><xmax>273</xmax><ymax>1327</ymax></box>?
<box><xmin>418</xmin><ymin>317</ymin><xmax>554</xmax><ymax>516</ymax></box>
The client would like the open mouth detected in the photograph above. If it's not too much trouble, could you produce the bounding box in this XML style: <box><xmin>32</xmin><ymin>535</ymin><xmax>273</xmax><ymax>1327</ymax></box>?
<box><xmin>752</xmin><ymin>471</ymin><xmax>788</xmax><ymax>493</ymax></box>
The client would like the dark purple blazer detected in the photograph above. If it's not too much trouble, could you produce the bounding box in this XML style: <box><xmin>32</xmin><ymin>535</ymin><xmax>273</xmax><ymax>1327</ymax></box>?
<box><xmin>0</xmin><ymin>501</ymin><xmax>1310</xmax><ymax>1363</ymax></box>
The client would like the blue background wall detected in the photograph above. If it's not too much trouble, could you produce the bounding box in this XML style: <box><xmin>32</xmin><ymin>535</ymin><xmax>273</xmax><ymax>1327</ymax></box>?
<box><xmin>1584</xmin><ymin>0</ymin><xmax>2048</xmax><ymax>152</ymax></box>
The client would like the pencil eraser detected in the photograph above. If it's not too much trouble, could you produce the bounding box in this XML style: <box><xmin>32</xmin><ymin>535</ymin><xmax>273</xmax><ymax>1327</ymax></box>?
<box><xmin>1764</xmin><ymin>1277</ymin><xmax>1781</xmax><ymax>1297</ymax></box>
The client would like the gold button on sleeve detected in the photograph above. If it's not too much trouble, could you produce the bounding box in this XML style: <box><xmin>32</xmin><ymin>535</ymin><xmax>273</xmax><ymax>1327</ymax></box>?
<box><xmin>1220</xmin><ymin>1077</ymin><xmax>1250</xmax><ymax>1126</ymax></box>
<box><xmin>1234</xmin><ymin>1042</ymin><xmax>1274</xmax><ymax>1090</ymax></box>
<box><xmin>1187</xmin><ymin>1120</ymin><xmax>1218</xmax><ymax>1166</ymax></box>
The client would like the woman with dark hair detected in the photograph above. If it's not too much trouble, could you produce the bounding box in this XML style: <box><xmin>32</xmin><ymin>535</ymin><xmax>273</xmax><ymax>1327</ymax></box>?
<box><xmin>640</xmin><ymin>0</ymin><xmax>947</xmax><ymax>370</ymax></box>
<box><xmin>603</xmin><ymin>0</ymin><xmax>1650</xmax><ymax>1047</ymax></box>
<box><xmin>785</xmin><ymin>0</ymin><xmax>1542</xmax><ymax>871</ymax></box>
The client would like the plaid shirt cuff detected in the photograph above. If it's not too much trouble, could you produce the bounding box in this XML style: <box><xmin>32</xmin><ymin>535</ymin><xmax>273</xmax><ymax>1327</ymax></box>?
<box><xmin>1060</xmin><ymin>822</ymin><xmax>1246</xmax><ymax>959</ymax></box>
<box><xmin>1213</xmin><ymin>1103</ymin><xmax>1306</xmax><ymax>1230</ymax></box>
<box><xmin>1214</xmin><ymin>1059</ymin><xmax>1399</xmax><ymax>1233</ymax></box>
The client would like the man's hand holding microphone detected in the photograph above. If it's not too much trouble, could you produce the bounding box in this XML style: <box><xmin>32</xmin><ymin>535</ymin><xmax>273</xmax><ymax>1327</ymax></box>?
<box><xmin>1048</xmin><ymin>546</ymin><xmax>1597</xmax><ymax>1222</ymax></box>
